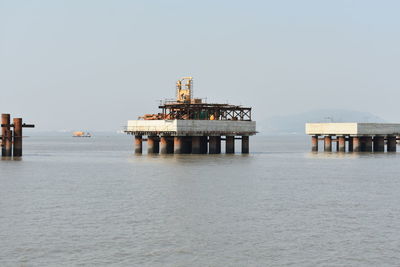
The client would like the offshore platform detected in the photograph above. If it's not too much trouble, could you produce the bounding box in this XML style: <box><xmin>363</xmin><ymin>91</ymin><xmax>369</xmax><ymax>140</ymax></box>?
<box><xmin>125</xmin><ymin>77</ymin><xmax>256</xmax><ymax>154</ymax></box>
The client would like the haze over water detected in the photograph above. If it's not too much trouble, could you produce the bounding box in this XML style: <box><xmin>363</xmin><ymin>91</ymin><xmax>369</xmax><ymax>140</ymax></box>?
<box><xmin>1</xmin><ymin>135</ymin><xmax>400</xmax><ymax>266</ymax></box>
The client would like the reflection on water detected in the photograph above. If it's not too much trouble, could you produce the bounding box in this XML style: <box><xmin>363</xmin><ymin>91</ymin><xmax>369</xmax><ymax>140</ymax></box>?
<box><xmin>1</xmin><ymin>135</ymin><xmax>400</xmax><ymax>266</ymax></box>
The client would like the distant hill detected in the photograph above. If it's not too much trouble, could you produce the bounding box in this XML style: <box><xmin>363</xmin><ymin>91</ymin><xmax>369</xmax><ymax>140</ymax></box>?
<box><xmin>258</xmin><ymin>109</ymin><xmax>385</xmax><ymax>135</ymax></box>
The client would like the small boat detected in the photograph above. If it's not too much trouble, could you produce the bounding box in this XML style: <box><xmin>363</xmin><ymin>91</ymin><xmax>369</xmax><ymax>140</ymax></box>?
<box><xmin>72</xmin><ymin>131</ymin><xmax>92</xmax><ymax>137</ymax></box>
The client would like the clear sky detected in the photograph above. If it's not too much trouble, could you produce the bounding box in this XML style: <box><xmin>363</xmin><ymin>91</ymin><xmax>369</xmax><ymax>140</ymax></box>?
<box><xmin>1</xmin><ymin>0</ymin><xmax>400</xmax><ymax>131</ymax></box>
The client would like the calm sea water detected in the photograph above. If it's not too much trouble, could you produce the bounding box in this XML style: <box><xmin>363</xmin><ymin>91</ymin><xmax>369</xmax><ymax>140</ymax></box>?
<box><xmin>1</xmin><ymin>135</ymin><xmax>400</xmax><ymax>266</ymax></box>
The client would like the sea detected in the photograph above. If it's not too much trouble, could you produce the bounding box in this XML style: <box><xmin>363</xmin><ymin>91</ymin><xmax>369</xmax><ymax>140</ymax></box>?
<box><xmin>1</xmin><ymin>135</ymin><xmax>400</xmax><ymax>266</ymax></box>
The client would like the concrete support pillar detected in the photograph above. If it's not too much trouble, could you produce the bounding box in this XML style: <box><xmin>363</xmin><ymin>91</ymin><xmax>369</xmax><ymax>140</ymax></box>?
<box><xmin>373</xmin><ymin>136</ymin><xmax>385</xmax><ymax>152</ymax></box>
<box><xmin>200</xmin><ymin>137</ymin><xmax>208</xmax><ymax>154</ymax></box>
<box><xmin>182</xmin><ymin>137</ymin><xmax>192</xmax><ymax>154</ymax></box>
<box><xmin>192</xmin><ymin>136</ymin><xmax>201</xmax><ymax>154</ymax></box>
<box><xmin>209</xmin><ymin>136</ymin><xmax>220</xmax><ymax>154</ymax></box>
<box><xmin>324</xmin><ymin>136</ymin><xmax>332</xmax><ymax>152</ymax></box>
<box><xmin>167</xmin><ymin>138</ymin><xmax>174</xmax><ymax>153</ymax></box>
<box><xmin>242</xmin><ymin>136</ymin><xmax>249</xmax><ymax>154</ymax></box>
<box><xmin>364</xmin><ymin>136</ymin><xmax>372</xmax><ymax>152</ymax></box>
<box><xmin>147</xmin><ymin>136</ymin><xmax>159</xmax><ymax>154</ymax></box>
<box><xmin>311</xmin><ymin>136</ymin><xmax>318</xmax><ymax>152</ymax></box>
<box><xmin>134</xmin><ymin>135</ymin><xmax>142</xmax><ymax>154</ymax></box>
<box><xmin>226</xmin><ymin>136</ymin><xmax>235</xmax><ymax>154</ymax></box>
<box><xmin>216</xmin><ymin>136</ymin><xmax>221</xmax><ymax>154</ymax></box>
<box><xmin>387</xmin><ymin>136</ymin><xmax>397</xmax><ymax>152</ymax></box>
<box><xmin>338</xmin><ymin>136</ymin><xmax>346</xmax><ymax>152</ymax></box>
<box><xmin>174</xmin><ymin>136</ymin><xmax>183</xmax><ymax>154</ymax></box>
<box><xmin>1</xmin><ymin>114</ymin><xmax>11</xmax><ymax>157</ymax></box>
<box><xmin>160</xmin><ymin>137</ymin><xmax>168</xmax><ymax>154</ymax></box>
<box><xmin>13</xmin><ymin>118</ymin><xmax>23</xmax><ymax>157</ymax></box>
<box><xmin>348</xmin><ymin>137</ymin><xmax>353</xmax><ymax>152</ymax></box>
<box><xmin>353</xmin><ymin>137</ymin><xmax>361</xmax><ymax>152</ymax></box>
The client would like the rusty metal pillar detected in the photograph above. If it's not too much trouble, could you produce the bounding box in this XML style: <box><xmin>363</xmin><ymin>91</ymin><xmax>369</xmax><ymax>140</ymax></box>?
<box><xmin>373</xmin><ymin>136</ymin><xmax>384</xmax><ymax>152</ymax></box>
<box><xmin>242</xmin><ymin>136</ymin><xmax>249</xmax><ymax>154</ymax></box>
<box><xmin>160</xmin><ymin>136</ymin><xmax>168</xmax><ymax>154</ymax></box>
<box><xmin>174</xmin><ymin>136</ymin><xmax>183</xmax><ymax>154</ymax></box>
<box><xmin>192</xmin><ymin>136</ymin><xmax>201</xmax><ymax>154</ymax></box>
<box><xmin>209</xmin><ymin>136</ymin><xmax>219</xmax><ymax>154</ymax></box>
<box><xmin>387</xmin><ymin>136</ymin><xmax>397</xmax><ymax>152</ymax></box>
<box><xmin>338</xmin><ymin>136</ymin><xmax>346</xmax><ymax>152</ymax></box>
<box><xmin>200</xmin><ymin>136</ymin><xmax>208</xmax><ymax>154</ymax></box>
<box><xmin>226</xmin><ymin>136</ymin><xmax>235</xmax><ymax>154</ymax></box>
<box><xmin>311</xmin><ymin>136</ymin><xmax>318</xmax><ymax>152</ymax></box>
<box><xmin>324</xmin><ymin>136</ymin><xmax>332</xmax><ymax>152</ymax></box>
<box><xmin>134</xmin><ymin>135</ymin><xmax>142</xmax><ymax>154</ymax></box>
<box><xmin>1</xmin><ymin>114</ymin><xmax>10</xmax><ymax>157</ymax></box>
<box><xmin>348</xmin><ymin>137</ymin><xmax>353</xmax><ymax>152</ymax></box>
<box><xmin>364</xmin><ymin>136</ymin><xmax>372</xmax><ymax>152</ymax></box>
<box><xmin>13</xmin><ymin>118</ymin><xmax>23</xmax><ymax>157</ymax></box>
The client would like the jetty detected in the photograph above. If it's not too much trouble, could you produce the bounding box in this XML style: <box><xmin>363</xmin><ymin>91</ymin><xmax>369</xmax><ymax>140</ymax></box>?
<box><xmin>306</xmin><ymin>123</ymin><xmax>400</xmax><ymax>152</ymax></box>
<box><xmin>125</xmin><ymin>77</ymin><xmax>256</xmax><ymax>154</ymax></box>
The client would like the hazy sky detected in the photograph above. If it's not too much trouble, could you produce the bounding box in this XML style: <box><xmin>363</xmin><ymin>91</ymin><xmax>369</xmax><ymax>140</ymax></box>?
<box><xmin>1</xmin><ymin>0</ymin><xmax>400</xmax><ymax>131</ymax></box>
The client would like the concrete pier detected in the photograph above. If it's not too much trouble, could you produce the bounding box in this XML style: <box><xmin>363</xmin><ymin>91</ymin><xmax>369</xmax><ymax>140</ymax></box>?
<box><xmin>306</xmin><ymin>123</ymin><xmax>399</xmax><ymax>153</ymax></box>
<box><xmin>134</xmin><ymin>135</ymin><xmax>143</xmax><ymax>154</ymax></box>
<box><xmin>226</xmin><ymin>136</ymin><xmax>235</xmax><ymax>154</ymax></box>
<box><xmin>209</xmin><ymin>136</ymin><xmax>220</xmax><ymax>154</ymax></box>
<box><xmin>160</xmin><ymin>137</ymin><xmax>168</xmax><ymax>154</ymax></box>
<box><xmin>373</xmin><ymin>136</ymin><xmax>384</xmax><ymax>152</ymax></box>
<box><xmin>348</xmin><ymin>137</ymin><xmax>354</xmax><ymax>152</ymax></box>
<box><xmin>338</xmin><ymin>136</ymin><xmax>345</xmax><ymax>152</ymax></box>
<box><xmin>353</xmin><ymin>137</ymin><xmax>361</xmax><ymax>152</ymax></box>
<box><xmin>174</xmin><ymin>136</ymin><xmax>183</xmax><ymax>154</ymax></box>
<box><xmin>324</xmin><ymin>136</ymin><xmax>332</xmax><ymax>152</ymax></box>
<box><xmin>364</xmin><ymin>136</ymin><xmax>373</xmax><ymax>152</ymax></box>
<box><xmin>191</xmin><ymin>136</ymin><xmax>201</xmax><ymax>154</ymax></box>
<box><xmin>387</xmin><ymin>136</ymin><xmax>397</xmax><ymax>152</ymax></box>
<box><xmin>200</xmin><ymin>136</ymin><xmax>208</xmax><ymax>154</ymax></box>
<box><xmin>311</xmin><ymin>136</ymin><xmax>318</xmax><ymax>152</ymax></box>
<box><xmin>242</xmin><ymin>136</ymin><xmax>249</xmax><ymax>154</ymax></box>
<box><xmin>148</xmin><ymin>136</ymin><xmax>160</xmax><ymax>154</ymax></box>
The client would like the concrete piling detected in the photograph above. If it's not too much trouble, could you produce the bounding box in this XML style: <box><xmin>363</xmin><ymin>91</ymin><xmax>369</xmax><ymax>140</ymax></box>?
<box><xmin>209</xmin><ymin>136</ymin><xmax>219</xmax><ymax>154</ymax></box>
<box><xmin>348</xmin><ymin>137</ymin><xmax>353</xmax><ymax>152</ymax></box>
<box><xmin>134</xmin><ymin>135</ymin><xmax>143</xmax><ymax>154</ymax></box>
<box><xmin>373</xmin><ymin>136</ymin><xmax>385</xmax><ymax>152</ymax></box>
<box><xmin>387</xmin><ymin>136</ymin><xmax>397</xmax><ymax>152</ymax></box>
<box><xmin>311</xmin><ymin>136</ymin><xmax>318</xmax><ymax>152</ymax></box>
<box><xmin>324</xmin><ymin>136</ymin><xmax>332</xmax><ymax>152</ymax></box>
<box><xmin>174</xmin><ymin>136</ymin><xmax>183</xmax><ymax>154</ymax></box>
<box><xmin>200</xmin><ymin>136</ymin><xmax>208</xmax><ymax>154</ymax></box>
<box><xmin>364</xmin><ymin>136</ymin><xmax>373</xmax><ymax>152</ymax></box>
<box><xmin>160</xmin><ymin>136</ymin><xmax>168</xmax><ymax>154</ymax></box>
<box><xmin>338</xmin><ymin>136</ymin><xmax>346</xmax><ymax>152</ymax></box>
<box><xmin>192</xmin><ymin>136</ymin><xmax>201</xmax><ymax>154</ymax></box>
<box><xmin>353</xmin><ymin>136</ymin><xmax>361</xmax><ymax>152</ymax></box>
<box><xmin>226</xmin><ymin>136</ymin><xmax>235</xmax><ymax>154</ymax></box>
<box><xmin>13</xmin><ymin>118</ymin><xmax>23</xmax><ymax>157</ymax></box>
<box><xmin>242</xmin><ymin>136</ymin><xmax>249</xmax><ymax>154</ymax></box>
